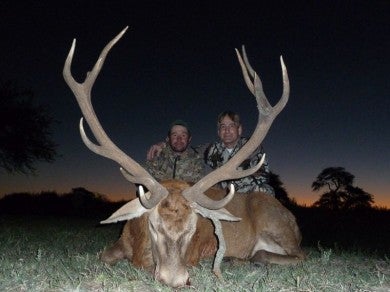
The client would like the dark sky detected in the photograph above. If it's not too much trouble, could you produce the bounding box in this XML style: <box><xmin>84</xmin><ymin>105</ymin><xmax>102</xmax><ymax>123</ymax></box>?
<box><xmin>1</xmin><ymin>1</ymin><xmax>389</xmax><ymax>207</ymax></box>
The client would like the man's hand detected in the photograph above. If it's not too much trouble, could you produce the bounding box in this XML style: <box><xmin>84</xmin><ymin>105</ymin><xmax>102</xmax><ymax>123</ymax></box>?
<box><xmin>146</xmin><ymin>142</ymin><xmax>166</xmax><ymax>161</ymax></box>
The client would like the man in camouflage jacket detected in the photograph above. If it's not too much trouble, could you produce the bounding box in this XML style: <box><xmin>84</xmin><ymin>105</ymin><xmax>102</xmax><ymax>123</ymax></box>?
<box><xmin>145</xmin><ymin>120</ymin><xmax>204</xmax><ymax>182</ymax></box>
<box><xmin>205</xmin><ymin>111</ymin><xmax>274</xmax><ymax>196</ymax></box>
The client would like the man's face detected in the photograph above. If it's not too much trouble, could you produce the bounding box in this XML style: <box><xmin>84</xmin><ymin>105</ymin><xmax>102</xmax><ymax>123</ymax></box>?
<box><xmin>218</xmin><ymin>116</ymin><xmax>242</xmax><ymax>148</ymax></box>
<box><xmin>168</xmin><ymin>125</ymin><xmax>191</xmax><ymax>153</ymax></box>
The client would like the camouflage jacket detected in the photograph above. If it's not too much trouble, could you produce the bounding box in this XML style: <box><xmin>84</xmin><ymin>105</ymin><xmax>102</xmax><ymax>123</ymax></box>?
<box><xmin>205</xmin><ymin>137</ymin><xmax>275</xmax><ymax>195</ymax></box>
<box><xmin>145</xmin><ymin>145</ymin><xmax>204</xmax><ymax>182</ymax></box>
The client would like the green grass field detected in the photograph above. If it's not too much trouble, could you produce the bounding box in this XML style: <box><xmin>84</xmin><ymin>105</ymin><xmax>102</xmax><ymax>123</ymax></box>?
<box><xmin>0</xmin><ymin>214</ymin><xmax>389</xmax><ymax>291</ymax></box>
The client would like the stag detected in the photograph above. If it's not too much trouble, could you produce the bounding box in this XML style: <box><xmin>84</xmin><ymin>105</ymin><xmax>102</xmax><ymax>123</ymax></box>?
<box><xmin>63</xmin><ymin>26</ymin><xmax>305</xmax><ymax>288</ymax></box>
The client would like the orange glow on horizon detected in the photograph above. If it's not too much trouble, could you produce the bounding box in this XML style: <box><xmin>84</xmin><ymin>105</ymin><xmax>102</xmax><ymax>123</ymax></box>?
<box><xmin>104</xmin><ymin>185</ymin><xmax>389</xmax><ymax>209</ymax></box>
<box><xmin>1</xmin><ymin>179</ymin><xmax>388</xmax><ymax>209</ymax></box>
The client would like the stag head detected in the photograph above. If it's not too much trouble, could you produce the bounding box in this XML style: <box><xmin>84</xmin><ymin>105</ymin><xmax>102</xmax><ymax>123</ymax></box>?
<box><xmin>63</xmin><ymin>26</ymin><xmax>289</xmax><ymax>287</ymax></box>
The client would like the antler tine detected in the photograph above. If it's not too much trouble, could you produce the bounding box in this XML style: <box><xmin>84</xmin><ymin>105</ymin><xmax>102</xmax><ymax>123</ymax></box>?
<box><xmin>241</xmin><ymin>45</ymin><xmax>255</xmax><ymax>80</ymax></box>
<box><xmin>183</xmin><ymin>46</ymin><xmax>289</xmax><ymax>209</ymax></box>
<box><xmin>63</xmin><ymin>27</ymin><xmax>168</xmax><ymax>208</ymax></box>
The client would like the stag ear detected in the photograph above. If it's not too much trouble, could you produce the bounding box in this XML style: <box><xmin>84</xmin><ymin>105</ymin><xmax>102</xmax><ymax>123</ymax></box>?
<box><xmin>100</xmin><ymin>198</ymin><xmax>148</xmax><ymax>224</ymax></box>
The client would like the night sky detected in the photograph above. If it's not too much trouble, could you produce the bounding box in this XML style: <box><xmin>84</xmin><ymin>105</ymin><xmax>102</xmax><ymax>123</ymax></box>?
<box><xmin>1</xmin><ymin>1</ymin><xmax>389</xmax><ymax>207</ymax></box>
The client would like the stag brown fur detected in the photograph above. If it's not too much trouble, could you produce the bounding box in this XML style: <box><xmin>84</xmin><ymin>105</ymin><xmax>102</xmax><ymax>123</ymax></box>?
<box><xmin>101</xmin><ymin>180</ymin><xmax>305</xmax><ymax>271</ymax></box>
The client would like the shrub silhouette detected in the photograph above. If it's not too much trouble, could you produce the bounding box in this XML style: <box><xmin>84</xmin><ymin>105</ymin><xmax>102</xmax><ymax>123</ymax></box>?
<box><xmin>0</xmin><ymin>189</ymin><xmax>123</xmax><ymax>218</ymax></box>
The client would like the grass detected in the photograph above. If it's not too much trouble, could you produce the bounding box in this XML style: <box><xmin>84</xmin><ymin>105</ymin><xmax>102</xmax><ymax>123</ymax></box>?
<box><xmin>0</xmin><ymin>215</ymin><xmax>389</xmax><ymax>291</ymax></box>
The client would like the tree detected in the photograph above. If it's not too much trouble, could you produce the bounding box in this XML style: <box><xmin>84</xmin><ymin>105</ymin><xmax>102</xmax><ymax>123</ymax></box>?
<box><xmin>0</xmin><ymin>80</ymin><xmax>58</xmax><ymax>174</ymax></box>
<box><xmin>268</xmin><ymin>171</ymin><xmax>297</xmax><ymax>208</ymax></box>
<box><xmin>343</xmin><ymin>185</ymin><xmax>374</xmax><ymax>209</ymax></box>
<box><xmin>312</xmin><ymin>167</ymin><xmax>374</xmax><ymax>210</ymax></box>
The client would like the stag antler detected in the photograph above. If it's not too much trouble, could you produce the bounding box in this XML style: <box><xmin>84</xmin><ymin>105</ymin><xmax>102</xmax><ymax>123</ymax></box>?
<box><xmin>183</xmin><ymin>45</ymin><xmax>290</xmax><ymax>208</ymax></box>
<box><xmin>188</xmin><ymin>48</ymin><xmax>289</xmax><ymax>276</ymax></box>
<box><xmin>63</xmin><ymin>27</ymin><xmax>169</xmax><ymax>208</ymax></box>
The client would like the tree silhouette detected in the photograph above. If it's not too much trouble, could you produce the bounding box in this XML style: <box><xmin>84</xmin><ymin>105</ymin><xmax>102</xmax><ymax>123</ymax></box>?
<box><xmin>0</xmin><ymin>80</ymin><xmax>58</xmax><ymax>174</ymax></box>
<box><xmin>312</xmin><ymin>167</ymin><xmax>374</xmax><ymax>210</ymax></box>
<box><xmin>268</xmin><ymin>171</ymin><xmax>297</xmax><ymax>208</ymax></box>
<box><xmin>343</xmin><ymin>185</ymin><xmax>374</xmax><ymax>209</ymax></box>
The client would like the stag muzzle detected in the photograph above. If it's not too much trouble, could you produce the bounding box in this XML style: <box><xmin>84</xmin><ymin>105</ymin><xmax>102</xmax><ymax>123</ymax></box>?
<box><xmin>155</xmin><ymin>265</ymin><xmax>191</xmax><ymax>288</ymax></box>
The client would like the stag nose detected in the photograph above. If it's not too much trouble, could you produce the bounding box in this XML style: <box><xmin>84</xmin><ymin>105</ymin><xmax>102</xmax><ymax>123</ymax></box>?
<box><xmin>156</xmin><ymin>267</ymin><xmax>190</xmax><ymax>288</ymax></box>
